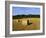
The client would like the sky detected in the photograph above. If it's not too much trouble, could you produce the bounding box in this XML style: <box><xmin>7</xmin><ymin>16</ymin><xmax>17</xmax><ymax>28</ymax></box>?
<box><xmin>12</xmin><ymin>7</ymin><xmax>40</xmax><ymax>16</ymax></box>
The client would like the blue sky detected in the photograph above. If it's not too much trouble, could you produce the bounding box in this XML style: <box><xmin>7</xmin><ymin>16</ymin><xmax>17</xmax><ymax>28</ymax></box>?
<box><xmin>12</xmin><ymin>7</ymin><xmax>40</xmax><ymax>16</ymax></box>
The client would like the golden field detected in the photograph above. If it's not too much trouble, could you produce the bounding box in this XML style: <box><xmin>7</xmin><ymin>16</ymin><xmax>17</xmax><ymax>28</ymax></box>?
<box><xmin>12</xmin><ymin>18</ymin><xmax>40</xmax><ymax>31</ymax></box>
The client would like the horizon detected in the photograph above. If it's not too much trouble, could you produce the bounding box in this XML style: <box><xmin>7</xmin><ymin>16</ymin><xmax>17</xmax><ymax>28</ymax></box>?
<box><xmin>13</xmin><ymin>14</ymin><xmax>40</xmax><ymax>16</ymax></box>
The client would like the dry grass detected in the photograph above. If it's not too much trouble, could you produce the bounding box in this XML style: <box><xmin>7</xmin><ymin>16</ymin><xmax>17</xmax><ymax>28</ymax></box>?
<box><xmin>12</xmin><ymin>18</ymin><xmax>40</xmax><ymax>31</ymax></box>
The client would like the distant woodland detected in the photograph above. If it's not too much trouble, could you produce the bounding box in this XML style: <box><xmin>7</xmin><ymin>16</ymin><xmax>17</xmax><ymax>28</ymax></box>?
<box><xmin>13</xmin><ymin>14</ymin><xmax>40</xmax><ymax>19</ymax></box>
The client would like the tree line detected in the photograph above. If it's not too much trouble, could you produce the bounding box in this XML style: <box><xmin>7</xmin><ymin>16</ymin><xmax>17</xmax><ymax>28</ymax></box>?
<box><xmin>13</xmin><ymin>14</ymin><xmax>40</xmax><ymax>19</ymax></box>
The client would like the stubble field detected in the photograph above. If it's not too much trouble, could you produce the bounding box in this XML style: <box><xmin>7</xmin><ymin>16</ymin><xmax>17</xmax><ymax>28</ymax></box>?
<box><xmin>12</xmin><ymin>18</ymin><xmax>40</xmax><ymax>31</ymax></box>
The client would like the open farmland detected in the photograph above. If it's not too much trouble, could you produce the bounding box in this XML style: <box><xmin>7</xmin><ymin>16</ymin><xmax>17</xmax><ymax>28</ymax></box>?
<box><xmin>12</xmin><ymin>18</ymin><xmax>40</xmax><ymax>31</ymax></box>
